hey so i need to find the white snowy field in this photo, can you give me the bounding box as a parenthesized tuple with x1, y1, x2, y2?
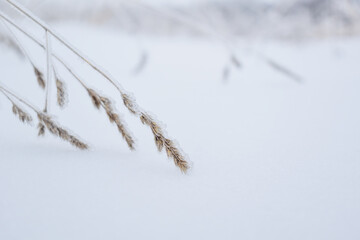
(0, 23, 360, 239)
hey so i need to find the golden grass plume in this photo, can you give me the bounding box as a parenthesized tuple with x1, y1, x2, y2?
(121, 93, 137, 115)
(56, 79, 67, 108)
(37, 113, 88, 150)
(87, 88, 135, 150)
(1, 3, 190, 173)
(33, 67, 45, 89)
(12, 103, 32, 124)
(140, 113, 189, 173)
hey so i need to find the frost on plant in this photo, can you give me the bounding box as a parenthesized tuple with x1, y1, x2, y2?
(0, 0, 189, 173)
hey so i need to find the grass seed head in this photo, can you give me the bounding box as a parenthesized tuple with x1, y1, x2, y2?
(34, 67, 45, 89)
(37, 113, 88, 150)
(12, 104, 32, 124)
(56, 79, 67, 108)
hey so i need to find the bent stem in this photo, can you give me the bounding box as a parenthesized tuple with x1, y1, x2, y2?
(0, 19, 35, 67)
(0, 85, 39, 112)
(3, 1, 190, 172)
(0, 84, 88, 150)
(44, 30, 52, 112)
(6, 0, 128, 98)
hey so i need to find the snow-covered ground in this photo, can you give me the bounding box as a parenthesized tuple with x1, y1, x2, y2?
(0, 23, 360, 239)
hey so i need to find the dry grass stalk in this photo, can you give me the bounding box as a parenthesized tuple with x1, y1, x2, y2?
(2, 2, 190, 173)
(87, 88, 101, 109)
(12, 103, 32, 124)
(102, 99, 135, 150)
(140, 113, 189, 173)
(1, 19, 47, 90)
(37, 113, 88, 149)
(121, 93, 137, 115)
(43, 30, 52, 113)
(37, 122, 45, 136)
(52, 64, 68, 108)
(0, 85, 86, 150)
(0, 86, 33, 124)
(34, 67, 45, 89)
(56, 78, 66, 108)
(87, 88, 135, 150)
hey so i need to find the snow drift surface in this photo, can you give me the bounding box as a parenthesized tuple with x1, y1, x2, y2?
(0, 23, 360, 239)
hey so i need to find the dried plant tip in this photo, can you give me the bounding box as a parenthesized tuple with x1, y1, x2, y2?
(140, 112, 152, 126)
(107, 111, 117, 123)
(122, 93, 137, 115)
(100, 96, 112, 110)
(69, 135, 88, 150)
(34, 67, 45, 89)
(140, 113, 162, 136)
(164, 139, 189, 173)
(87, 89, 101, 109)
(155, 135, 164, 152)
(85, 89, 135, 150)
(1, 3, 190, 173)
(140, 112, 189, 173)
(115, 114, 135, 150)
(38, 122, 45, 136)
(37, 113, 88, 150)
(56, 79, 66, 108)
(101, 97, 135, 150)
(12, 104, 32, 123)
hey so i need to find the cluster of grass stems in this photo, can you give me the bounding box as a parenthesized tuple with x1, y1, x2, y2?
(0, 0, 189, 173)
